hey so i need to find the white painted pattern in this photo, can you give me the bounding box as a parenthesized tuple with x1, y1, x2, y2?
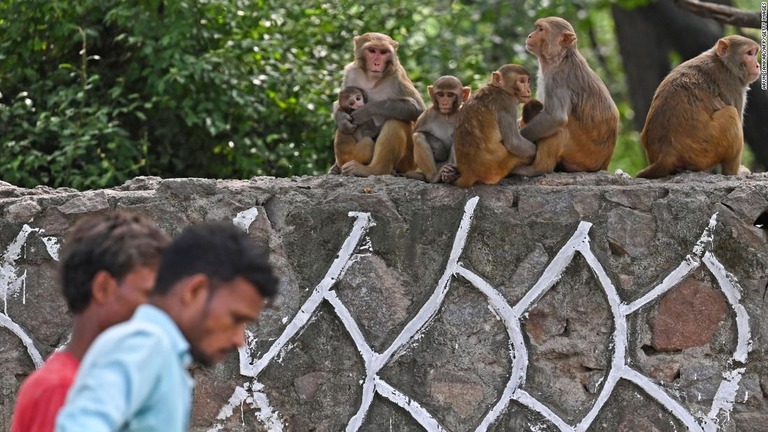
(212, 201, 752, 431)
(0, 224, 61, 368)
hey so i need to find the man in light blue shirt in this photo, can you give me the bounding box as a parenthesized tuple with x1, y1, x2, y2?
(56, 222, 279, 432)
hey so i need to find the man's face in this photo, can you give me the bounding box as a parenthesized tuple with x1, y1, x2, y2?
(102, 265, 158, 327)
(187, 277, 266, 367)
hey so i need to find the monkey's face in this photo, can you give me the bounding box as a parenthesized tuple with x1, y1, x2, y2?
(346, 92, 365, 111)
(432, 89, 461, 114)
(526, 21, 546, 56)
(742, 46, 761, 83)
(515, 75, 532, 103)
(363, 45, 392, 74)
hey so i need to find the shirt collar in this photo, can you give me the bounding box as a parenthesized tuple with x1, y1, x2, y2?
(133, 304, 192, 368)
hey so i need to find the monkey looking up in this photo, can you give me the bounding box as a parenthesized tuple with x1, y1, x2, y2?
(638, 35, 761, 178)
(441, 64, 536, 188)
(331, 86, 378, 174)
(516, 17, 619, 176)
(405, 75, 471, 183)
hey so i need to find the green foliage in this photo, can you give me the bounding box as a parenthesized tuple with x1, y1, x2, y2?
(1, 0, 646, 189)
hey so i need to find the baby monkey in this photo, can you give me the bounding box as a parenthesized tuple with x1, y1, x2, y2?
(331, 86, 378, 174)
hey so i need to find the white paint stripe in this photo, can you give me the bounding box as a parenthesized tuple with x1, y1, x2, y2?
(456, 265, 528, 432)
(348, 374, 378, 431)
(377, 197, 479, 369)
(705, 368, 745, 429)
(702, 253, 752, 362)
(326, 290, 376, 366)
(375, 377, 446, 431)
(622, 367, 704, 431)
(233, 208, 259, 233)
(621, 258, 699, 315)
(245, 212, 374, 377)
(41, 236, 60, 261)
(510, 222, 590, 318)
(514, 389, 575, 431)
(576, 236, 627, 431)
(0, 312, 43, 368)
(2, 225, 41, 314)
(693, 213, 718, 257)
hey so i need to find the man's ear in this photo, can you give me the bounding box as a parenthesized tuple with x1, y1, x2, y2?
(180, 274, 210, 307)
(91, 270, 117, 305)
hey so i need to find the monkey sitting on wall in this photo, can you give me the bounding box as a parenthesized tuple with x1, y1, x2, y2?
(637, 35, 761, 178)
(404, 75, 471, 183)
(331, 86, 378, 174)
(440, 64, 537, 188)
(333, 32, 425, 176)
(515, 17, 620, 176)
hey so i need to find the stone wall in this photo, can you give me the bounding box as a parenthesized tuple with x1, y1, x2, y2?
(1, 173, 767, 432)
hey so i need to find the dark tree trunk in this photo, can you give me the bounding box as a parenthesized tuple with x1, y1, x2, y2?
(612, 0, 768, 169)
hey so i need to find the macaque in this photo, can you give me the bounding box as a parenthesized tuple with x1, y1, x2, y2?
(331, 86, 378, 174)
(520, 99, 544, 128)
(517, 17, 619, 175)
(333, 32, 425, 176)
(637, 35, 761, 178)
(405, 75, 470, 183)
(441, 64, 537, 188)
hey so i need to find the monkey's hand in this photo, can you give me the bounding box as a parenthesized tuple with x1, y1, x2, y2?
(334, 111, 357, 134)
(350, 106, 374, 125)
(439, 164, 460, 184)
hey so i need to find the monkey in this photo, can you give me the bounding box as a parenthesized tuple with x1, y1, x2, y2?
(637, 35, 761, 178)
(440, 64, 537, 188)
(520, 99, 544, 128)
(404, 75, 471, 183)
(330, 86, 378, 174)
(516, 17, 620, 176)
(333, 32, 426, 176)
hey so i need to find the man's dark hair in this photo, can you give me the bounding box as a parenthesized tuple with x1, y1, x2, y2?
(153, 222, 278, 299)
(61, 212, 170, 314)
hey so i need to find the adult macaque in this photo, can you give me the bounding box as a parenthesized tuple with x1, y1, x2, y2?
(520, 99, 544, 128)
(637, 35, 761, 178)
(333, 32, 425, 176)
(441, 64, 537, 188)
(406, 75, 470, 183)
(518, 17, 619, 175)
(331, 86, 377, 174)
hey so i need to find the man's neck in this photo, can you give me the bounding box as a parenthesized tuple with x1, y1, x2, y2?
(65, 315, 101, 361)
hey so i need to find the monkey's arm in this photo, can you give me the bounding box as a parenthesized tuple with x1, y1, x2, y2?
(332, 100, 357, 134)
(351, 98, 424, 124)
(520, 95, 570, 142)
(497, 109, 536, 160)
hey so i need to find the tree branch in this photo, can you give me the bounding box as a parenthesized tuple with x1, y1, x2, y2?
(673, 0, 761, 28)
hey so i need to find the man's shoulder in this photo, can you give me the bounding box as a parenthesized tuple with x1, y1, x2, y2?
(18, 351, 79, 391)
(11, 352, 79, 432)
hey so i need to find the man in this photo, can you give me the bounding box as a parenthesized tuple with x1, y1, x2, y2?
(55, 222, 279, 431)
(11, 212, 170, 432)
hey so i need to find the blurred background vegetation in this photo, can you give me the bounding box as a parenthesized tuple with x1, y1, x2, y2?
(0, 0, 764, 190)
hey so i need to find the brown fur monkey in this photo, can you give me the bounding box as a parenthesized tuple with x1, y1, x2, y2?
(638, 35, 761, 178)
(441, 64, 537, 188)
(406, 76, 471, 183)
(520, 99, 544, 128)
(333, 32, 425, 176)
(517, 17, 619, 175)
(331, 86, 378, 174)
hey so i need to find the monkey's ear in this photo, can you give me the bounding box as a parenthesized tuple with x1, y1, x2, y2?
(492, 71, 502, 85)
(390, 39, 400, 50)
(715, 38, 731, 57)
(462, 86, 471, 102)
(560, 31, 577, 48)
(428, 85, 435, 100)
